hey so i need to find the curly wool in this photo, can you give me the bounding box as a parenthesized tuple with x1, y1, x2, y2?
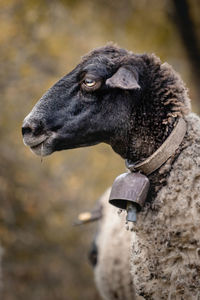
(131, 113, 200, 299)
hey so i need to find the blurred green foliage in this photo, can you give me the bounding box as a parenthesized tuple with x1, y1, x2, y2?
(0, 0, 199, 299)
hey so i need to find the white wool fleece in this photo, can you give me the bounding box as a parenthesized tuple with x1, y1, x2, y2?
(131, 113, 200, 299)
(94, 189, 137, 300)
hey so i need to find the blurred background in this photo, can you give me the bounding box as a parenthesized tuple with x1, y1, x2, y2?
(0, 0, 200, 299)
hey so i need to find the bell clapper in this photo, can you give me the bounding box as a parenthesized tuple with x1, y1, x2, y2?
(126, 201, 137, 222)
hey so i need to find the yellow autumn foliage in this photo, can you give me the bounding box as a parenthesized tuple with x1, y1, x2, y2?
(0, 0, 199, 299)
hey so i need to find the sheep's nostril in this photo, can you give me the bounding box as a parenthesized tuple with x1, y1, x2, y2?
(22, 126, 32, 136)
(22, 120, 45, 137)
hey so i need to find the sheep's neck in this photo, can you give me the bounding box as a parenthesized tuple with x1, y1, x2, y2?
(127, 113, 176, 163)
(126, 115, 188, 205)
(126, 118, 187, 176)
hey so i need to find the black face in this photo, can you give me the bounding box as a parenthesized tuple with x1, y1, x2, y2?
(22, 46, 141, 158)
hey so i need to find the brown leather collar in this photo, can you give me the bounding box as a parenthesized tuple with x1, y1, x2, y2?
(126, 118, 187, 175)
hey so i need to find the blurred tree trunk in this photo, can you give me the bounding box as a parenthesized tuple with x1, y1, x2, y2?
(0, 244, 2, 292)
(170, 0, 200, 113)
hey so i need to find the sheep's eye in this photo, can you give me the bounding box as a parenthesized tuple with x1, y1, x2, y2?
(81, 77, 101, 92)
(84, 78, 96, 87)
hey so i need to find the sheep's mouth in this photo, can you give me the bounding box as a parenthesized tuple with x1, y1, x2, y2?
(26, 132, 101, 156)
(28, 137, 53, 156)
(30, 141, 44, 155)
(23, 132, 54, 156)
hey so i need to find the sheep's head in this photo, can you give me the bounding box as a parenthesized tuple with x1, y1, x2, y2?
(22, 45, 190, 161)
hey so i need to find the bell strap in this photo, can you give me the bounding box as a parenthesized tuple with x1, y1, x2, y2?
(126, 118, 187, 175)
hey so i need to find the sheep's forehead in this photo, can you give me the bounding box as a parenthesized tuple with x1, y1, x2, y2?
(81, 57, 115, 78)
(79, 46, 131, 78)
(81, 45, 129, 65)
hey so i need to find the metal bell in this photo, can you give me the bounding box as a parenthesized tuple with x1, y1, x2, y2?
(109, 172, 150, 222)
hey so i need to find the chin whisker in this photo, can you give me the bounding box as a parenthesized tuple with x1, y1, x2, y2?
(40, 143, 44, 163)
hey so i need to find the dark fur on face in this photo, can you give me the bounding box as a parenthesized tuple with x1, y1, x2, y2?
(22, 43, 190, 168)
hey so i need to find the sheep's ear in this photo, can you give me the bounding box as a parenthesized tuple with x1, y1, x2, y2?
(106, 66, 140, 90)
(73, 204, 102, 226)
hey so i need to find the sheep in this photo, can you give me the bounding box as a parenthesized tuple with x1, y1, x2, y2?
(22, 44, 200, 299)
(79, 189, 135, 300)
